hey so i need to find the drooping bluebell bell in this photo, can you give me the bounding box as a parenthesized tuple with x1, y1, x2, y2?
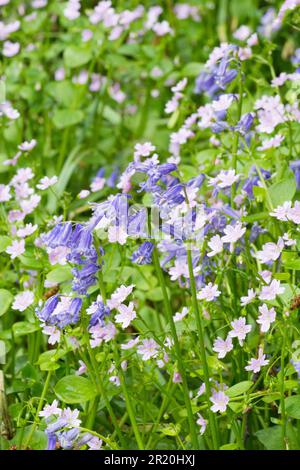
(234, 113, 254, 135)
(36, 295, 82, 329)
(72, 263, 100, 295)
(46, 432, 57, 451)
(195, 52, 238, 98)
(131, 241, 154, 265)
(290, 160, 300, 190)
(88, 300, 110, 327)
(42, 222, 73, 249)
(58, 428, 80, 450)
(128, 208, 148, 238)
(249, 223, 266, 243)
(106, 167, 119, 187)
(291, 359, 300, 380)
(242, 166, 271, 199)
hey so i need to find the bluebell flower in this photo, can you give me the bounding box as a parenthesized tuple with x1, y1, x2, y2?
(131, 242, 154, 265)
(46, 432, 57, 450)
(36, 294, 60, 323)
(291, 359, 300, 380)
(106, 167, 119, 187)
(42, 222, 73, 249)
(128, 209, 148, 237)
(58, 428, 80, 450)
(195, 51, 238, 97)
(36, 295, 82, 329)
(46, 417, 68, 434)
(290, 160, 300, 190)
(249, 223, 266, 243)
(234, 113, 254, 135)
(88, 300, 110, 327)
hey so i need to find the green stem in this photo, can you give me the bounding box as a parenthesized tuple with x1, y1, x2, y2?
(186, 247, 219, 449)
(24, 370, 52, 449)
(152, 246, 199, 449)
(231, 68, 244, 206)
(86, 344, 126, 448)
(280, 326, 287, 449)
(118, 366, 144, 450)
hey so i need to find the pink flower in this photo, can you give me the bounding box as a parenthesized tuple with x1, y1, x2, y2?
(87, 436, 102, 450)
(197, 282, 221, 302)
(6, 239, 25, 259)
(245, 348, 269, 373)
(121, 337, 139, 350)
(39, 400, 62, 419)
(257, 304, 276, 333)
(0, 184, 11, 202)
(172, 372, 182, 383)
(20, 194, 41, 214)
(90, 177, 105, 193)
(256, 238, 284, 264)
(259, 279, 285, 301)
(115, 302, 136, 329)
(90, 322, 117, 348)
(134, 142, 156, 160)
(11, 167, 34, 185)
(196, 413, 207, 435)
(18, 139, 36, 152)
(108, 225, 128, 245)
(107, 284, 134, 310)
(48, 246, 70, 265)
(221, 222, 246, 246)
(270, 201, 292, 221)
(12, 290, 34, 311)
(76, 360, 87, 376)
(258, 135, 284, 150)
(42, 325, 61, 345)
(3, 40, 20, 57)
(37, 176, 58, 190)
(17, 223, 37, 238)
(213, 335, 233, 359)
(207, 235, 223, 257)
(287, 201, 300, 224)
(137, 338, 159, 360)
(229, 317, 252, 346)
(78, 190, 90, 199)
(173, 307, 189, 322)
(240, 288, 256, 306)
(210, 390, 229, 413)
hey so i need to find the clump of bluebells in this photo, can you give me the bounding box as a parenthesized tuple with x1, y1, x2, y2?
(1, 0, 300, 452)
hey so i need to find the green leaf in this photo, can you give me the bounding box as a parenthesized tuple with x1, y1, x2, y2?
(0, 289, 13, 316)
(19, 250, 44, 269)
(64, 45, 92, 68)
(13, 322, 40, 337)
(46, 81, 76, 107)
(46, 266, 73, 284)
(285, 395, 300, 419)
(220, 443, 239, 450)
(268, 175, 296, 207)
(54, 375, 97, 404)
(253, 185, 266, 202)
(256, 424, 298, 450)
(282, 257, 300, 270)
(0, 80, 6, 102)
(159, 423, 181, 436)
(182, 62, 203, 77)
(37, 349, 67, 371)
(10, 426, 47, 450)
(0, 235, 11, 253)
(102, 106, 121, 125)
(225, 381, 253, 398)
(52, 109, 84, 129)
